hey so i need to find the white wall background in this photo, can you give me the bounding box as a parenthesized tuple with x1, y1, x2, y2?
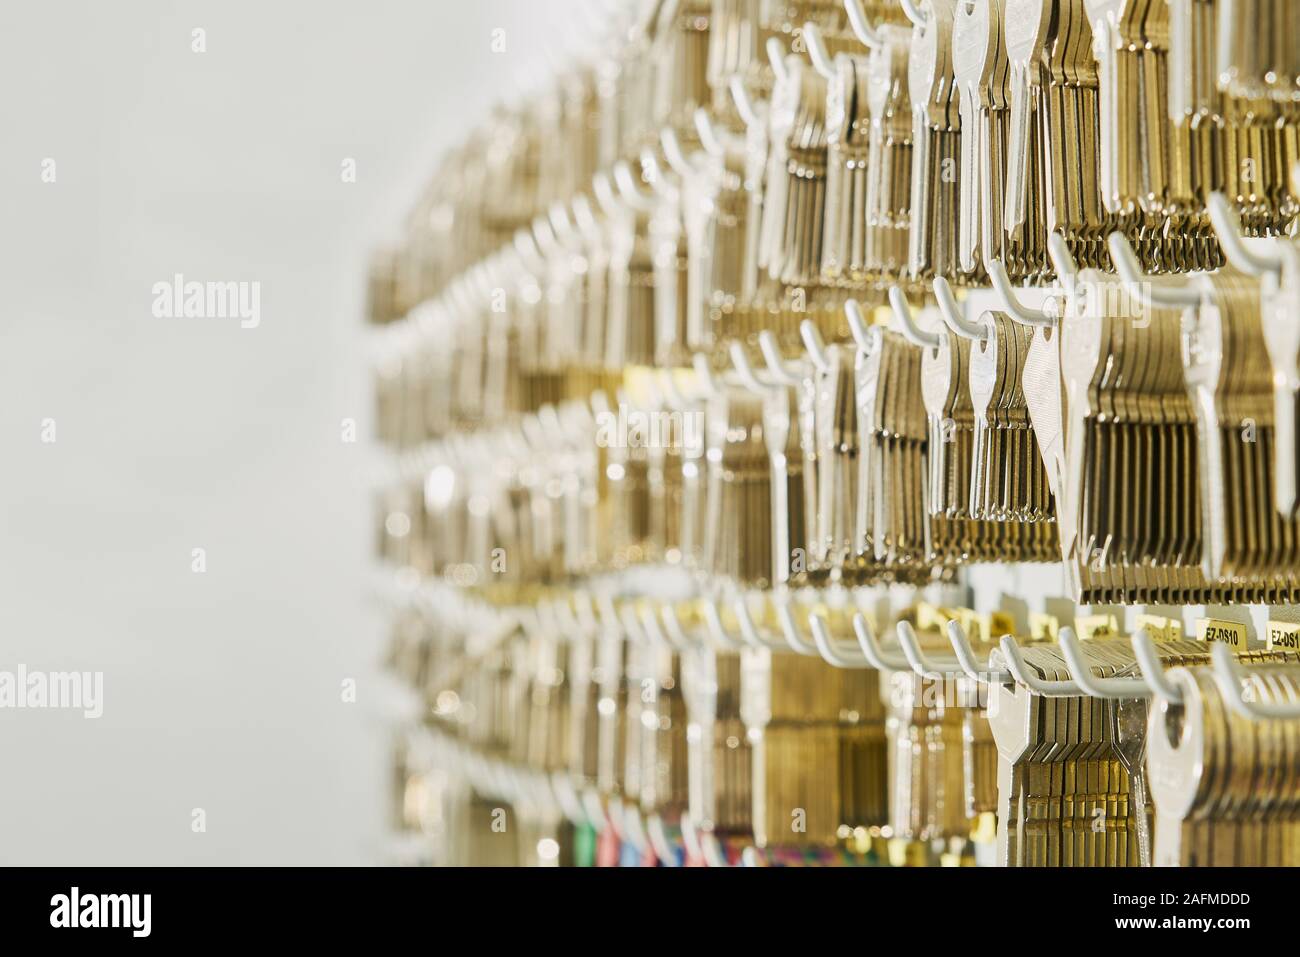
(0, 0, 593, 865)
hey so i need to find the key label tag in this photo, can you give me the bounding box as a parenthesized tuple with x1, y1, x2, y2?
(916, 601, 949, 632)
(1135, 614, 1183, 641)
(985, 611, 1017, 641)
(1195, 618, 1247, 651)
(1266, 621, 1300, 651)
(1029, 612, 1060, 642)
(1075, 613, 1119, 641)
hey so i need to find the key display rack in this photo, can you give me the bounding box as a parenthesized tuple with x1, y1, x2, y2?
(371, 0, 1300, 867)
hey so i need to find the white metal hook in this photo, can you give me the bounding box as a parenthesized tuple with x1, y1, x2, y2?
(559, 397, 593, 437)
(758, 331, 806, 386)
(540, 598, 572, 642)
(728, 341, 775, 395)
(614, 386, 635, 423)
(852, 613, 910, 671)
(766, 37, 789, 84)
(465, 752, 487, 794)
(609, 799, 640, 847)
(637, 605, 672, 654)
(1058, 627, 1151, 699)
(946, 620, 1011, 684)
(614, 160, 657, 211)
(653, 0, 684, 33)
(625, 0, 660, 39)
(1107, 232, 1203, 309)
(934, 277, 990, 342)
(657, 369, 692, 410)
(844, 299, 877, 352)
(595, 590, 625, 641)
(729, 598, 764, 650)
(474, 755, 495, 798)
(1046, 233, 1079, 295)
(639, 148, 677, 198)
(661, 127, 696, 178)
(493, 761, 516, 805)
(572, 193, 601, 242)
(441, 273, 466, 315)
(1129, 629, 1184, 703)
(772, 599, 820, 655)
(550, 770, 590, 829)
(693, 108, 725, 158)
(801, 22, 837, 80)
(895, 621, 966, 679)
(660, 603, 697, 650)
(988, 259, 1057, 328)
(618, 603, 649, 646)
(514, 229, 546, 275)
(734, 597, 791, 651)
(888, 286, 942, 349)
(679, 811, 702, 862)
(642, 377, 665, 416)
(700, 830, 729, 868)
(533, 594, 561, 642)
(809, 612, 869, 668)
(491, 246, 522, 291)
(532, 215, 563, 260)
(538, 595, 564, 639)
(728, 76, 763, 131)
(799, 319, 832, 372)
(573, 587, 599, 636)
(687, 815, 726, 868)
(646, 813, 680, 867)
(644, 376, 668, 414)
(572, 785, 605, 837)
(484, 252, 511, 298)
(495, 760, 520, 804)
(844, 0, 884, 48)
(510, 762, 533, 807)
(702, 597, 745, 650)
(639, 605, 681, 650)
(525, 768, 556, 815)
(692, 352, 722, 397)
(899, 0, 928, 26)
(1206, 192, 1283, 277)
(536, 403, 565, 443)
(537, 770, 562, 817)
(548, 202, 577, 248)
(592, 171, 622, 216)
(998, 634, 1083, 696)
(1211, 642, 1300, 720)
(551, 595, 580, 638)
(581, 789, 608, 833)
